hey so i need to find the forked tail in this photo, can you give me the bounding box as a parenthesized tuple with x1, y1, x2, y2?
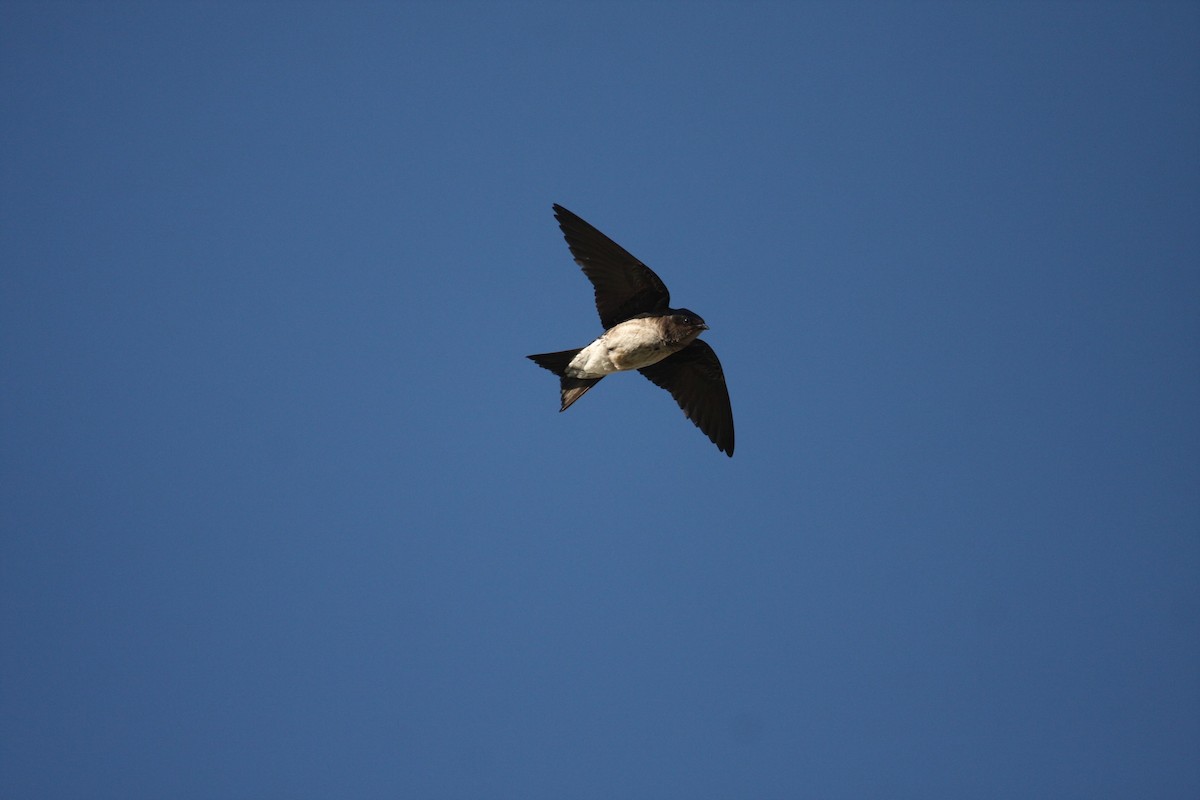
(527, 349, 602, 411)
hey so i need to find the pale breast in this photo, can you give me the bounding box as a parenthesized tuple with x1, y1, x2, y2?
(564, 319, 682, 377)
(602, 318, 679, 371)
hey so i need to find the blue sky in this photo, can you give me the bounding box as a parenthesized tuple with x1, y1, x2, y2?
(2, 2, 1198, 797)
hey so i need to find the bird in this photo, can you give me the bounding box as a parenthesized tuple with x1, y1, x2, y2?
(527, 204, 735, 457)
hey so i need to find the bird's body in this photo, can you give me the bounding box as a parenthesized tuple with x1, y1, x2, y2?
(528, 204, 735, 456)
(567, 313, 705, 376)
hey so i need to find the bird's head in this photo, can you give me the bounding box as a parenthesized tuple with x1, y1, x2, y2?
(670, 309, 708, 329)
(665, 308, 709, 344)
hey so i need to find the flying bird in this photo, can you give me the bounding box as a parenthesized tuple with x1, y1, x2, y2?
(527, 204, 735, 456)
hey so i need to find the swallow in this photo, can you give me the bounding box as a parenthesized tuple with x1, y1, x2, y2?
(527, 204, 735, 456)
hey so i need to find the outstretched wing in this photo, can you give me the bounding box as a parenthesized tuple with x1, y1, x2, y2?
(553, 204, 671, 329)
(638, 340, 735, 456)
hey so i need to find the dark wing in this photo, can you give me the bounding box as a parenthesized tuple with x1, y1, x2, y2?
(553, 204, 670, 329)
(638, 340, 735, 457)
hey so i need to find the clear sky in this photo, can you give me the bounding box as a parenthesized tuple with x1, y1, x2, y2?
(2, 2, 1198, 797)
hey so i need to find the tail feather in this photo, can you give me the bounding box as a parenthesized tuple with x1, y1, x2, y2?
(557, 376, 601, 411)
(527, 349, 602, 411)
(527, 349, 581, 376)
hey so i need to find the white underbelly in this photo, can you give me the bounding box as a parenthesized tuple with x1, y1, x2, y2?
(565, 321, 678, 377)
